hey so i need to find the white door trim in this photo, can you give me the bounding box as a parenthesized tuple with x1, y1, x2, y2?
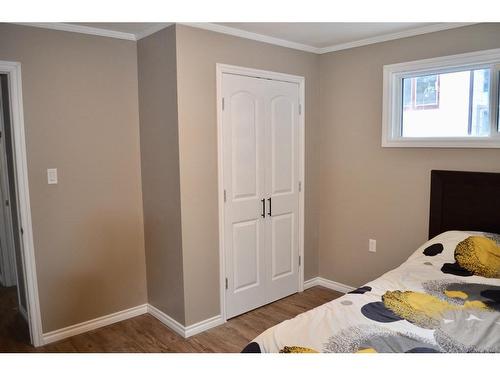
(0, 60, 43, 347)
(216, 63, 305, 322)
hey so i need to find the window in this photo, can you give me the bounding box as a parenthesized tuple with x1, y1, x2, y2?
(382, 49, 500, 147)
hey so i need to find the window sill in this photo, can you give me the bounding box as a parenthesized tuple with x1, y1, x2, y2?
(382, 137, 500, 148)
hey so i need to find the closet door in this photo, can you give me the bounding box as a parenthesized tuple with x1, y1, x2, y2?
(264, 80, 300, 302)
(222, 74, 267, 319)
(222, 73, 300, 319)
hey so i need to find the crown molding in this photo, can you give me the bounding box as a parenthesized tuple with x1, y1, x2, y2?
(135, 23, 173, 40)
(12, 22, 477, 53)
(317, 22, 477, 54)
(181, 22, 477, 55)
(179, 22, 321, 54)
(14, 22, 137, 41)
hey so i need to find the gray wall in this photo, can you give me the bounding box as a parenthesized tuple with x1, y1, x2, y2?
(137, 25, 185, 324)
(0, 23, 147, 332)
(318, 23, 500, 288)
(175, 24, 321, 325)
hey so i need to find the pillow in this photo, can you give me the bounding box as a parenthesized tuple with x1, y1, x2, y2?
(455, 236, 500, 278)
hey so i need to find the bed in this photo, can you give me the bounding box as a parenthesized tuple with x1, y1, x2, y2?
(242, 170, 500, 353)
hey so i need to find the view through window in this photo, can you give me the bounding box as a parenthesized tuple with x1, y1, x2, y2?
(401, 69, 490, 137)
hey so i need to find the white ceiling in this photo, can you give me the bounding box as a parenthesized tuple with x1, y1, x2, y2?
(73, 22, 166, 35)
(37, 22, 473, 53)
(215, 23, 439, 48)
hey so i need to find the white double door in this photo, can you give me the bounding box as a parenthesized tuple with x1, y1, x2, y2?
(222, 73, 300, 319)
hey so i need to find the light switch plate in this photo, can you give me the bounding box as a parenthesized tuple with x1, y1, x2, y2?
(369, 239, 376, 253)
(47, 168, 58, 184)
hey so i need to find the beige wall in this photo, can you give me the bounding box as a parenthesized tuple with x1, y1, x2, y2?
(3, 21, 500, 333)
(318, 23, 500, 288)
(175, 24, 321, 325)
(137, 25, 185, 324)
(0, 23, 147, 332)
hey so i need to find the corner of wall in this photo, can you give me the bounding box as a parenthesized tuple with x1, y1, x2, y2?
(137, 24, 186, 326)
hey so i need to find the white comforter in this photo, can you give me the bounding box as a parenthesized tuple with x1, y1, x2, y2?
(251, 231, 500, 353)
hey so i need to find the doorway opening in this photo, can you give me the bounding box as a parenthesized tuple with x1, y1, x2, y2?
(0, 61, 42, 348)
(0, 73, 30, 350)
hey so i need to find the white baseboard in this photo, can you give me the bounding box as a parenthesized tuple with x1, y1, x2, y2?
(184, 314, 224, 337)
(147, 304, 223, 338)
(304, 277, 355, 294)
(147, 304, 185, 337)
(303, 277, 320, 290)
(41, 302, 224, 346)
(42, 304, 148, 345)
(43, 280, 345, 346)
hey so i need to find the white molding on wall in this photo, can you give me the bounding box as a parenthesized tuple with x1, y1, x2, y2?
(183, 22, 476, 55)
(39, 278, 359, 346)
(184, 314, 224, 337)
(37, 277, 353, 346)
(12, 22, 173, 42)
(11, 22, 475, 54)
(41, 303, 224, 346)
(147, 304, 185, 337)
(317, 23, 476, 54)
(304, 277, 355, 294)
(0, 60, 44, 347)
(135, 23, 173, 40)
(303, 277, 320, 290)
(13, 23, 137, 41)
(180, 22, 320, 53)
(147, 304, 223, 338)
(42, 304, 148, 345)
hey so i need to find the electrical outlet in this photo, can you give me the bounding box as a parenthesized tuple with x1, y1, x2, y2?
(369, 239, 376, 253)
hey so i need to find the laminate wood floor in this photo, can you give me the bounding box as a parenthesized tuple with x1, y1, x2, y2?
(0, 285, 342, 353)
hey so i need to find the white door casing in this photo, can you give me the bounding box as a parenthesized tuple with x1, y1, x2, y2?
(0, 61, 42, 346)
(218, 65, 304, 320)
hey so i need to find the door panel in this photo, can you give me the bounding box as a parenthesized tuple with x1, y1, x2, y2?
(265, 79, 300, 303)
(231, 92, 258, 200)
(271, 96, 294, 195)
(271, 213, 294, 280)
(222, 72, 300, 318)
(223, 74, 267, 318)
(232, 219, 260, 292)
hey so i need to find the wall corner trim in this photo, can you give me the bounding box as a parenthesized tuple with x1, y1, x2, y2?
(42, 304, 148, 345)
(147, 304, 185, 337)
(147, 304, 223, 338)
(181, 22, 476, 55)
(304, 277, 355, 294)
(41, 303, 224, 346)
(40, 280, 351, 346)
(13, 23, 137, 41)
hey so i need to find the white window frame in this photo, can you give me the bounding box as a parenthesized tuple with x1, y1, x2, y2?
(382, 48, 500, 148)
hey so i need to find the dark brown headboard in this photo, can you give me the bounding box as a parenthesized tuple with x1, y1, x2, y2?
(429, 170, 500, 239)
